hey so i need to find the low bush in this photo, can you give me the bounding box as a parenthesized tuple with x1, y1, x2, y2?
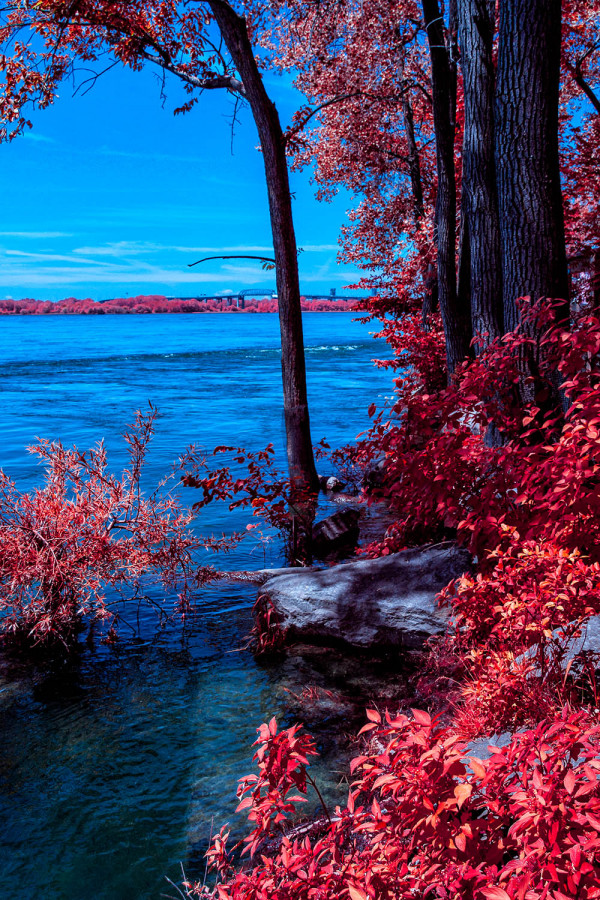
(0, 406, 210, 647)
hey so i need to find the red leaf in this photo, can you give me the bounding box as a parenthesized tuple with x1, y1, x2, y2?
(564, 769, 576, 795)
(480, 888, 511, 900)
(411, 708, 432, 726)
(454, 783, 473, 808)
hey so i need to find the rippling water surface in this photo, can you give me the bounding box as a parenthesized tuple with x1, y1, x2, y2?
(0, 313, 392, 899)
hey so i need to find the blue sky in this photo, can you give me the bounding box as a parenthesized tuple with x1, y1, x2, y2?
(0, 62, 361, 301)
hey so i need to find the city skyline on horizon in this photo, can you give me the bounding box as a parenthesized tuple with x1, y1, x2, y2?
(0, 62, 363, 302)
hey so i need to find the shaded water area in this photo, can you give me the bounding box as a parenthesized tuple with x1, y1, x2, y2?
(0, 313, 406, 899)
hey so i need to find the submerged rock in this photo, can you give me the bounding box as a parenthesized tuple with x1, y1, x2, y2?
(260, 542, 471, 651)
(318, 474, 346, 493)
(312, 507, 361, 558)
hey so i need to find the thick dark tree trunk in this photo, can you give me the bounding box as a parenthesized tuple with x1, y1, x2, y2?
(594, 251, 600, 311)
(422, 0, 472, 377)
(495, 0, 569, 334)
(208, 0, 319, 494)
(457, 0, 502, 349)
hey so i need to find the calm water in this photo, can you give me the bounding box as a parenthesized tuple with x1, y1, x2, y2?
(0, 313, 392, 899)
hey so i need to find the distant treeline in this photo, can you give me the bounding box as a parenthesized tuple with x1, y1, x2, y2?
(0, 295, 361, 315)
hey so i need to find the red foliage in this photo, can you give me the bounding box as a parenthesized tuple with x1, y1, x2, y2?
(347, 302, 600, 562)
(0, 407, 211, 647)
(184, 708, 600, 900)
(177, 299, 600, 898)
(0, 296, 361, 315)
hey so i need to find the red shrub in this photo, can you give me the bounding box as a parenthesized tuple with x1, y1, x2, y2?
(183, 708, 600, 899)
(0, 407, 210, 647)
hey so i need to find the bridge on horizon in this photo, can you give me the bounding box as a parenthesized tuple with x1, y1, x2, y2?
(164, 287, 373, 308)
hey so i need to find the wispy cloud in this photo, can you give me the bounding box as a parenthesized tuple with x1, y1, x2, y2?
(299, 244, 339, 252)
(0, 231, 73, 239)
(22, 132, 56, 144)
(0, 233, 356, 292)
(70, 241, 337, 257)
(72, 241, 163, 257)
(174, 244, 275, 254)
(221, 264, 276, 278)
(72, 242, 276, 257)
(262, 74, 301, 96)
(4, 249, 109, 266)
(0, 258, 244, 286)
(98, 147, 208, 165)
(301, 269, 362, 283)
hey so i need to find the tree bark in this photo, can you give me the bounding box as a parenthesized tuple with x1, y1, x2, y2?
(422, 0, 472, 376)
(457, 0, 502, 350)
(402, 88, 425, 225)
(207, 0, 318, 494)
(457, 203, 471, 328)
(495, 0, 569, 334)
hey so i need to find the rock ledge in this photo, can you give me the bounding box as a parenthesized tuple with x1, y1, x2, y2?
(260, 542, 471, 651)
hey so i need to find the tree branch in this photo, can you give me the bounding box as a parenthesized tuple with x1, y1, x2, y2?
(138, 48, 246, 95)
(565, 58, 600, 116)
(285, 92, 362, 141)
(187, 254, 275, 268)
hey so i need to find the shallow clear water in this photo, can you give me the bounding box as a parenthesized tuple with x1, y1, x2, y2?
(0, 312, 394, 899)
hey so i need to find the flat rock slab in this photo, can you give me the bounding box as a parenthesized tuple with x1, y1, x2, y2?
(260, 543, 471, 651)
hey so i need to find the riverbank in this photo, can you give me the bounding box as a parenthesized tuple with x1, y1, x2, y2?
(0, 310, 391, 897)
(0, 295, 363, 315)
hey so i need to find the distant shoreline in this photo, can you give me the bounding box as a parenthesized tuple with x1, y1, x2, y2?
(0, 295, 365, 316)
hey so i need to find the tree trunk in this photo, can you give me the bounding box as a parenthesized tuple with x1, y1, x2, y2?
(402, 89, 425, 225)
(207, 0, 319, 494)
(457, 0, 502, 350)
(397, 47, 425, 228)
(457, 204, 471, 327)
(422, 0, 472, 376)
(495, 0, 569, 334)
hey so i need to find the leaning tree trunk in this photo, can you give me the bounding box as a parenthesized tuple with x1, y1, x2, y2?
(495, 0, 569, 335)
(457, 0, 502, 350)
(422, 0, 472, 377)
(208, 0, 319, 495)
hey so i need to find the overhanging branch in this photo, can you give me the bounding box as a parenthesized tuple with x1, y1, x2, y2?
(565, 49, 600, 116)
(138, 48, 246, 95)
(188, 254, 276, 267)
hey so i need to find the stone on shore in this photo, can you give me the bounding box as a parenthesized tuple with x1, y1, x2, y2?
(260, 542, 472, 651)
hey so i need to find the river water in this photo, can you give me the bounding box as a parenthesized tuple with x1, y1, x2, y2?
(0, 312, 393, 899)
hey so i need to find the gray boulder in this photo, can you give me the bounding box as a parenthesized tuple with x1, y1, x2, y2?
(260, 542, 471, 651)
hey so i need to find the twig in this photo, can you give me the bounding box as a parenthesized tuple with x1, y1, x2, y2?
(306, 772, 332, 825)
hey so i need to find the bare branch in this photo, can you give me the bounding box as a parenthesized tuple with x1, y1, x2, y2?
(187, 254, 275, 268)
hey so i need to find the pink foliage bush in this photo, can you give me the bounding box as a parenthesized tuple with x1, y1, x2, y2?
(181, 300, 600, 898)
(0, 407, 210, 647)
(185, 709, 600, 899)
